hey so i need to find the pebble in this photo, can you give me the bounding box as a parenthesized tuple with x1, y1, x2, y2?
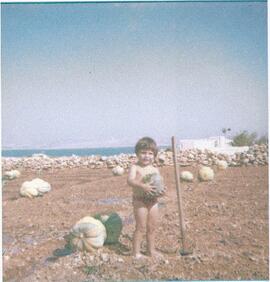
(118, 258, 124, 263)
(101, 253, 109, 262)
(88, 255, 94, 262)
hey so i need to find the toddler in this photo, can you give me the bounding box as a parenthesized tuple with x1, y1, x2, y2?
(127, 137, 166, 258)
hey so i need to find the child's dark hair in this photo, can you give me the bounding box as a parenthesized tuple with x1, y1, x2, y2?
(135, 137, 158, 157)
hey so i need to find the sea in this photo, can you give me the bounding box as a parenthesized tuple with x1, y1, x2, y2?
(2, 146, 169, 158)
(2, 147, 134, 158)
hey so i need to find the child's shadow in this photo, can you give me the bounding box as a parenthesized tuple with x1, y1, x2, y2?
(107, 241, 131, 256)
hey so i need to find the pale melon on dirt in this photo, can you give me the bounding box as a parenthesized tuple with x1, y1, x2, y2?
(198, 166, 214, 181)
(20, 183, 39, 198)
(19, 178, 51, 198)
(100, 215, 110, 222)
(180, 171, 194, 182)
(112, 166, 125, 176)
(143, 173, 165, 197)
(31, 178, 51, 193)
(216, 160, 228, 170)
(70, 216, 107, 252)
(3, 170, 21, 180)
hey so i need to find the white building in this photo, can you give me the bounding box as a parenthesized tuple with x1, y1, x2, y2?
(179, 136, 231, 150)
(179, 136, 249, 155)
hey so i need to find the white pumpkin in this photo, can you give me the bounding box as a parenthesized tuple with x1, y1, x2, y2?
(70, 216, 107, 252)
(19, 178, 51, 198)
(216, 160, 228, 170)
(112, 166, 124, 176)
(30, 178, 51, 193)
(180, 171, 194, 182)
(100, 215, 110, 222)
(3, 170, 21, 180)
(198, 166, 214, 181)
(20, 182, 39, 198)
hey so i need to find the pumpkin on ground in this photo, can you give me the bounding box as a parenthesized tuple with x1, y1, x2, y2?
(69, 216, 107, 252)
(180, 171, 194, 182)
(94, 212, 123, 244)
(216, 160, 228, 170)
(198, 166, 214, 181)
(19, 178, 51, 198)
(3, 170, 21, 180)
(31, 178, 51, 193)
(20, 183, 39, 198)
(112, 166, 125, 176)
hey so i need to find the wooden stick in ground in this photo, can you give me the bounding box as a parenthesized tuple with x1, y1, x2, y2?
(171, 136, 187, 254)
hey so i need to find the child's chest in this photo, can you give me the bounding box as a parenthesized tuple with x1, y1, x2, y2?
(135, 165, 158, 178)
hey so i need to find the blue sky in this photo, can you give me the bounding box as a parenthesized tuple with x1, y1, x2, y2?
(1, 2, 268, 149)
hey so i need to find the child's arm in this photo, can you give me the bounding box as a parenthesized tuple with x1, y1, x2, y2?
(127, 165, 156, 195)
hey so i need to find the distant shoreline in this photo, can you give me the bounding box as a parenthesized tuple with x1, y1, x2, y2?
(2, 146, 170, 158)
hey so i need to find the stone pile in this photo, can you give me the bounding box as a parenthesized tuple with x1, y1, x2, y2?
(2, 144, 268, 172)
(176, 144, 268, 167)
(2, 154, 138, 172)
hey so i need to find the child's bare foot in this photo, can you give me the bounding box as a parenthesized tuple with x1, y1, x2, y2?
(133, 253, 147, 259)
(148, 250, 164, 259)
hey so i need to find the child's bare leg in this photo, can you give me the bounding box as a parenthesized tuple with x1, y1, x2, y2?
(146, 202, 162, 257)
(133, 201, 148, 258)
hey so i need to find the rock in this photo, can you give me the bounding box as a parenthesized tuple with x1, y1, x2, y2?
(158, 154, 166, 163)
(242, 158, 250, 165)
(101, 253, 109, 262)
(118, 257, 124, 263)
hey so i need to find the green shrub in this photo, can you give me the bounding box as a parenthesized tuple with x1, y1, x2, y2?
(256, 135, 268, 145)
(232, 131, 257, 146)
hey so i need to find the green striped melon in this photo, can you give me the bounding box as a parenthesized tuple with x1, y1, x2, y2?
(143, 173, 165, 198)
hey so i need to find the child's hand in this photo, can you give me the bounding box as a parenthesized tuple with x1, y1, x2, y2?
(156, 185, 167, 197)
(141, 183, 156, 196)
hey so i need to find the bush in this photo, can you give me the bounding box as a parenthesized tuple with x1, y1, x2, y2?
(256, 135, 268, 145)
(232, 131, 257, 146)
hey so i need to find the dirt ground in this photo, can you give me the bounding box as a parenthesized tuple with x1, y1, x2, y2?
(2, 165, 269, 281)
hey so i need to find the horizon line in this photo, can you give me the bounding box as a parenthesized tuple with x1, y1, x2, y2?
(1, 144, 171, 151)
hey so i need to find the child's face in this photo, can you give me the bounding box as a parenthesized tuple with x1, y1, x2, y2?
(137, 149, 155, 166)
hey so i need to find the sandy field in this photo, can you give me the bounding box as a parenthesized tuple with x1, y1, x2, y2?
(2, 165, 269, 281)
